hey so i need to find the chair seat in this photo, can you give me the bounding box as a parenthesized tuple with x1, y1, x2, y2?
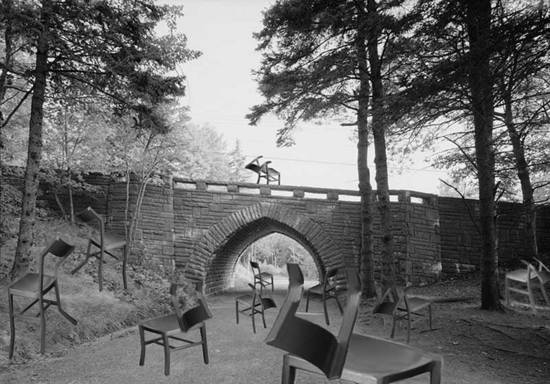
(341, 333, 439, 382)
(401, 297, 432, 313)
(505, 269, 550, 285)
(90, 233, 126, 251)
(236, 294, 254, 304)
(140, 313, 203, 334)
(9, 273, 56, 297)
(307, 283, 323, 294)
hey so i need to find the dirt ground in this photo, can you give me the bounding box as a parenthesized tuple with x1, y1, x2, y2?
(1, 276, 549, 384)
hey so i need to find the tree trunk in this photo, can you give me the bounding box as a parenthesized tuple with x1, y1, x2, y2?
(367, 0, 396, 290)
(464, 0, 501, 310)
(503, 94, 538, 258)
(11, 0, 51, 279)
(0, 0, 14, 150)
(354, 0, 376, 298)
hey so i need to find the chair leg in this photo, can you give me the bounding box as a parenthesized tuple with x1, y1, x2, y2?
(282, 354, 296, 384)
(200, 325, 209, 364)
(527, 280, 537, 313)
(122, 245, 128, 290)
(305, 291, 311, 312)
(322, 293, 330, 325)
(504, 277, 510, 306)
(235, 299, 239, 324)
(540, 284, 550, 307)
(431, 359, 442, 384)
(428, 305, 433, 330)
(39, 297, 46, 354)
(138, 326, 146, 366)
(9, 293, 15, 359)
(54, 282, 77, 325)
(98, 246, 104, 292)
(406, 312, 412, 343)
(271, 275, 274, 292)
(163, 333, 170, 376)
(390, 315, 397, 339)
(261, 302, 267, 329)
(334, 295, 344, 314)
(251, 304, 257, 334)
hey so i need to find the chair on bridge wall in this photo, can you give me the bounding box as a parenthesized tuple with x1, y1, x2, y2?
(8, 238, 78, 358)
(505, 257, 550, 313)
(266, 263, 442, 384)
(71, 206, 128, 291)
(373, 285, 434, 343)
(304, 266, 344, 325)
(235, 283, 277, 333)
(138, 283, 212, 376)
(244, 155, 281, 185)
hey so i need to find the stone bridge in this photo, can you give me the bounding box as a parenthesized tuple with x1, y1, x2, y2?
(106, 178, 442, 294)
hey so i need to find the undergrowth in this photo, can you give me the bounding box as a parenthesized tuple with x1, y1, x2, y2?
(0, 205, 195, 368)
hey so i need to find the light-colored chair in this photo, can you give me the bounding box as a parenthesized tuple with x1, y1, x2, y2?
(266, 263, 442, 384)
(505, 257, 550, 312)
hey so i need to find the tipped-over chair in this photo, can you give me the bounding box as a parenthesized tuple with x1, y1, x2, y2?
(251, 260, 274, 293)
(71, 206, 128, 291)
(235, 283, 277, 333)
(265, 263, 442, 384)
(505, 257, 550, 313)
(373, 285, 434, 343)
(8, 238, 78, 358)
(305, 266, 343, 325)
(138, 283, 212, 376)
(245, 155, 281, 185)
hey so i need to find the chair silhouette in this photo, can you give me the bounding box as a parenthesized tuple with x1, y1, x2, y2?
(265, 263, 442, 384)
(305, 267, 343, 325)
(245, 155, 281, 185)
(505, 257, 550, 313)
(250, 260, 274, 293)
(8, 238, 78, 358)
(71, 206, 128, 291)
(373, 285, 434, 343)
(138, 283, 212, 376)
(235, 283, 277, 333)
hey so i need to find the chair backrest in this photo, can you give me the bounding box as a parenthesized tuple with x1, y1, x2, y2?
(323, 267, 340, 292)
(39, 238, 75, 290)
(77, 206, 104, 233)
(170, 283, 213, 332)
(250, 260, 261, 275)
(265, 263, 361, 379)
(372, 284, 402, 316)
(245, 155, 263, 173)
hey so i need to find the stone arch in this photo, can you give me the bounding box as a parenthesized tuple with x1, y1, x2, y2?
(184, 202, 343, 294)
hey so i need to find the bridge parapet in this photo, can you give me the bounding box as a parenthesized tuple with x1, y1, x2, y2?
(172, 177, 437, 207)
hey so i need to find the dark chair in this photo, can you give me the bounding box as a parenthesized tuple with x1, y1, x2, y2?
(305, 267, 343, 325)
(235, 283, 277, 333)
(138, 283, 212, 376)
(505, 257, 550, 313)
(71, 206, 128, 291)
(8, 238, 78, 358)
(373, 285, 434, 343)
(245, 155, 281, 185)
(265, 263, 442, 384)
(250, 260, 274, 293)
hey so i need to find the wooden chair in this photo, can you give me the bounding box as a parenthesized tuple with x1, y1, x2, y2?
(505, 257, 550, 313)
(373, 285, 434, 343)
(265, 263, 442, 384)
(250, 260, 274, 293)
(138, 283, 212, 376)
(235, 283, 277, 333)
(71, 206, 128, 291)
(305, 266, 343, 325)
(245, 155, 281, 185)
(8, 238, 78, 358)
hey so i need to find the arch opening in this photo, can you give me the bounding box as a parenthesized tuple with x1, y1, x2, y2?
(204, 217, 325, 294)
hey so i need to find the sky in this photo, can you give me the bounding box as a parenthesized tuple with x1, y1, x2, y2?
(169, 0, 448, 193)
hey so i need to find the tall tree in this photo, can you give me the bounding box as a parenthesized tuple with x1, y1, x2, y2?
(4, 0, 199, 278)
